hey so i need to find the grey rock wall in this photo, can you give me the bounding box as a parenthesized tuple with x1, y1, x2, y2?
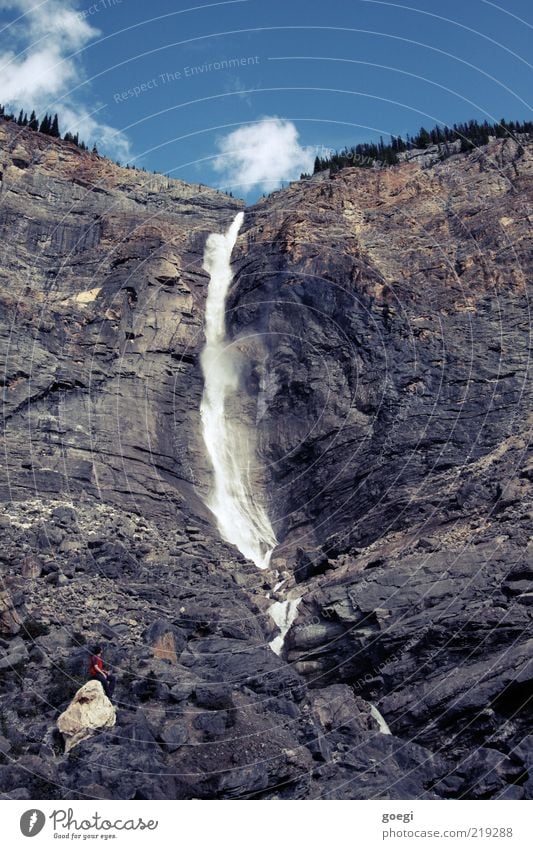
(0, 119, 531, 800)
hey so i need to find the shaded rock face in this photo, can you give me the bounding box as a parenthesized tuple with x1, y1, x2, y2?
(231, 136, 532, 558)
(224, 136, 532, 798)
(0, 119, 532, 800)
(0, 119, 242, 526)
(58, 680, 116, 753)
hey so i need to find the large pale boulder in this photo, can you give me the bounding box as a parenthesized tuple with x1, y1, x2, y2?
(57, 680, 116, 753)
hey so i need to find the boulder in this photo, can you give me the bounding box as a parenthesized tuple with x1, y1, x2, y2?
(52, 506, 77, 527)
(57, 680, 116, 753)
(195, 683, 234, 710)
(144, 619, 185, 665)
(169, 678, 197, 702)
(21, 555, 42, 579)
(0, 640, 29, 670)
(160, 722, 188, 752)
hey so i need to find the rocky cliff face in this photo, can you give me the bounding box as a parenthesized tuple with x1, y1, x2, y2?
(0, 118, 531, 800)
(0, 118, 243, 524)
(232, 137, 531, 557)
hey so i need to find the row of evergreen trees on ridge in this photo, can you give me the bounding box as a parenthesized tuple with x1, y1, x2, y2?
(0, 101, 218, 181)
(0, 103, 97, 153)
(308, 118, 533, 177)
(1, 104, 531, 182)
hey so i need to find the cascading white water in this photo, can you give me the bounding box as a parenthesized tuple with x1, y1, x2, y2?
(268, 597, 302, 655)
(370, 704, 392, 735)
(200, 212, 277, 570)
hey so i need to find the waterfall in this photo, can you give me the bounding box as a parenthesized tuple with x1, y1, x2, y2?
(370, 704, 392, 735)
(269, 597, 302, 655)
(200, 212, 277, 570)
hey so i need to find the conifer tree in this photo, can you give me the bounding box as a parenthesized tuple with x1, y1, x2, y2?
(415, 127, 431, 148)
(50, 114, 60, 137)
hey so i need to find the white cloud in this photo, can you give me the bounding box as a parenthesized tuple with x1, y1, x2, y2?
(213, 117, 315, 193)
(0, 0, 131, 159)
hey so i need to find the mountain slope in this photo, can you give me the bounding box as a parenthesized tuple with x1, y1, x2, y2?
(0, 118, 531, 800)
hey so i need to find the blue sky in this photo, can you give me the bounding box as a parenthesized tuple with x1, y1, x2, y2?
(1, 0, 532, 199)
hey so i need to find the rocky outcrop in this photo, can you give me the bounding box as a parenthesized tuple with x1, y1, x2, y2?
(58, 680, 116, 753)
(225, 135, 532, 798)
(0, 584, 24, 636)
(0, 118, 531, 800)
(231, 135, 532, 558)
(0, 118, 242, 527)
(0, 496, 448, 800)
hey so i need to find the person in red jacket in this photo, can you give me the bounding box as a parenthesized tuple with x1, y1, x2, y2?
(89, 644, 114, 699)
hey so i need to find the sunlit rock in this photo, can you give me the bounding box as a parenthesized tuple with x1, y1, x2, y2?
(57, 681, 116, 754)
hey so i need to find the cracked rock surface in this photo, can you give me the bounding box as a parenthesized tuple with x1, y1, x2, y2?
(0, 119, 531, 799)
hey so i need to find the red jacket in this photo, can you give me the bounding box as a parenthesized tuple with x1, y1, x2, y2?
(90, 654, 104, 676)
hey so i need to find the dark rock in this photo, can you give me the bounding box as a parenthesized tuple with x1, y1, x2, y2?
(130, 677, 161, 702)
(0, 641, 29, 670)
(2, 786, 32, 800)
(193, 712, 230, 738)
(435, 747, 526, 799)
(195, 684, 234, 710)
(516, 593, 533, 607)
(21, 555, 43, 579)
(52, 507, 77, 527)
(37, 525, 64, 548)
(169, 679, 197, 702)
(0, 585, 25, 635)
(294, 548, 332, 583)
(97, 622, 128, 640)
(495, 786, 525, 800)
(160, 722, 187, 752)
(0, 120, 531, 801)
(144, 620, 186, 664)
(119, 715, 157, 751)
